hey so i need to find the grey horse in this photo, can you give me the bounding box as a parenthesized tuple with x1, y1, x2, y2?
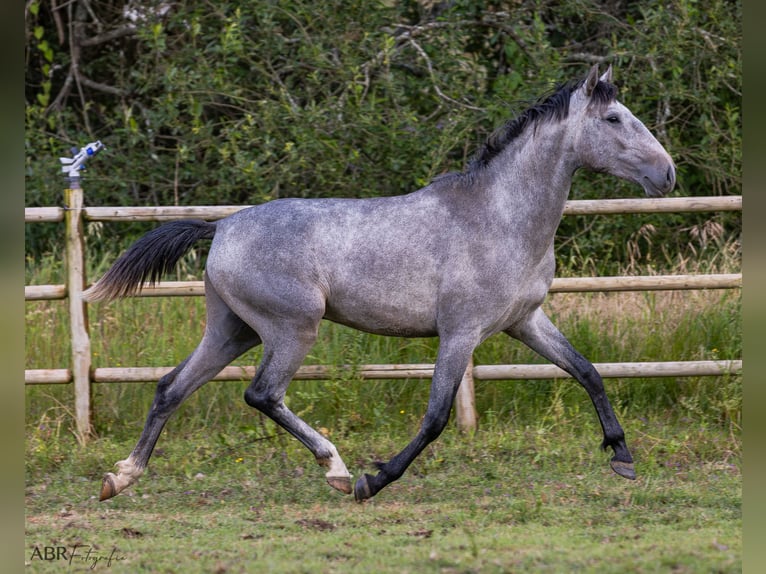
(85, 65, 675, 502)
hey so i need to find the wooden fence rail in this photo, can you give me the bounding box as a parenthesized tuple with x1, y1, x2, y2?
(26, 360, 743, 385)
(25, 194, 743, 439)
(24, 274, 743, 301)
(23, 195, 744, 223)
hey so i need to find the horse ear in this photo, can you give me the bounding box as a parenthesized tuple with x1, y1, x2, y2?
(584, 64, 600, 96)
(599, 65, 613, 84)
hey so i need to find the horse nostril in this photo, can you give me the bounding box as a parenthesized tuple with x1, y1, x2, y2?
(666, 165, 676, 189)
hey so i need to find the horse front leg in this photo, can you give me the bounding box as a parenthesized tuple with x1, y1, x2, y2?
(354, 334, 478, 501)
(507, 308, 635, 480)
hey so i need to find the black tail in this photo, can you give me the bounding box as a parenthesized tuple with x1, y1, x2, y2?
(83, 220, 217, 302)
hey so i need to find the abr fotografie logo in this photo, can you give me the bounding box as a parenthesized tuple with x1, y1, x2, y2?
(29, 544, 127, 569)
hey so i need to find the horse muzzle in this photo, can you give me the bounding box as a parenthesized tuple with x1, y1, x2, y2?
(642, 161, 676, 198)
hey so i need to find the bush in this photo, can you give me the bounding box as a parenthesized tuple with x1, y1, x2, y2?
(25, 0, 741, 271)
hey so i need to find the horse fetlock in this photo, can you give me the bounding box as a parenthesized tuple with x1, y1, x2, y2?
(99, 457, 144, 501)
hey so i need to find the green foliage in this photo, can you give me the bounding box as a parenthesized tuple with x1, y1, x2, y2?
(25, 0, 741, 269)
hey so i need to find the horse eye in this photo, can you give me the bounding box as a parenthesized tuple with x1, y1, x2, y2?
(605, 115, 621, 124)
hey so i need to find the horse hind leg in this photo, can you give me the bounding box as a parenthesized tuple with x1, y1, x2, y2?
(242, 324, 353, 495)
(100, 277, 261, 500)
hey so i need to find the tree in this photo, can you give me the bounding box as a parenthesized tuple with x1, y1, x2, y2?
(25, 0, 741, 269)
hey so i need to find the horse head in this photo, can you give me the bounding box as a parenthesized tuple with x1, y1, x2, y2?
(572, 65, 676, 197)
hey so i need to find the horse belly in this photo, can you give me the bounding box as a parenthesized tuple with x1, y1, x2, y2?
(323, 281, 439, 338)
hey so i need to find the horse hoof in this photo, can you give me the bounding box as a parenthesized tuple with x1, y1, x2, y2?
(610, 459, 636, 480)
(100, 473, 118, 501)
(326, 476, 353, 495)
(354, 474, 374, 502)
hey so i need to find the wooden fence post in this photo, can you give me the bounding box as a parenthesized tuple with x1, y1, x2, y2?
(65, 182, 92, 443)
(59, 141, 104, 442)
(455, 356, 477, 433)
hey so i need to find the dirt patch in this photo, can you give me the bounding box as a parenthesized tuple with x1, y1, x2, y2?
(295, 518, 336, 531)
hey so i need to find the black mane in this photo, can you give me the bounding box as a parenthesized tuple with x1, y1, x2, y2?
(466, 77, 618, 172)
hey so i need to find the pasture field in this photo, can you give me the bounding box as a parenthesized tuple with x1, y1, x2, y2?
(25, 257, 741, 572)
(25, 417, 740, 573)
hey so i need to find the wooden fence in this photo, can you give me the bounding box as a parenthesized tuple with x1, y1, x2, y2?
(25, 190, 743, 439)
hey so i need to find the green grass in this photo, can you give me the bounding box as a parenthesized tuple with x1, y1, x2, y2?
(24, 254, 741, 571)
(25, 418, 740, 573)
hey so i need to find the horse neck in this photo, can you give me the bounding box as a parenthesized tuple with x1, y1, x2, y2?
(481, 120, 578, 235)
